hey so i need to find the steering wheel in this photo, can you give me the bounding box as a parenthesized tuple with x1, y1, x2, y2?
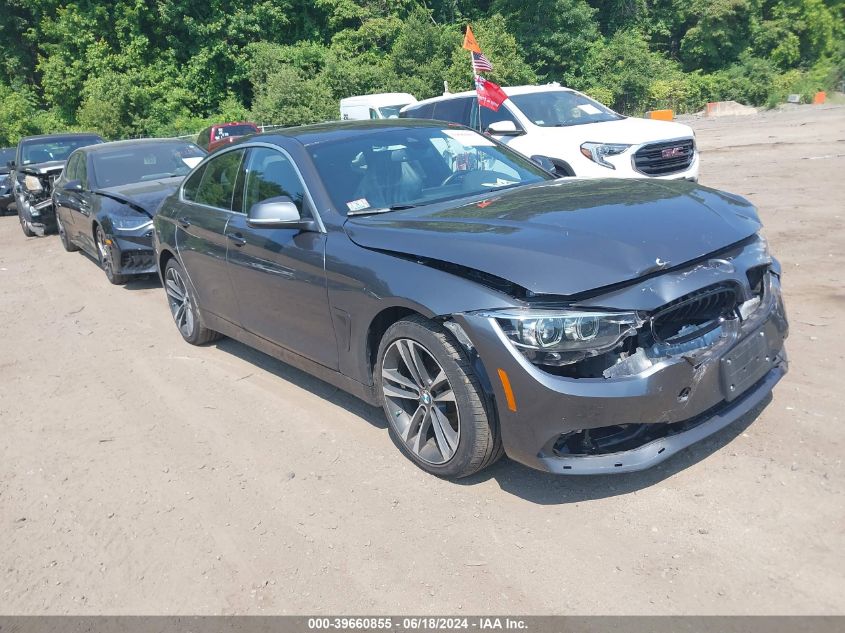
(441, 170, 471, 188)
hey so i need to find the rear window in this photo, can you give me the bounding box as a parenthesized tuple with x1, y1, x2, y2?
(212, 124, 258, 140)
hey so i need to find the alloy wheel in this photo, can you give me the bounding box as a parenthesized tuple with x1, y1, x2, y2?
(164, 266, 195, 338)
(381, 338, 460, 465)
(96, 226, 115, 278)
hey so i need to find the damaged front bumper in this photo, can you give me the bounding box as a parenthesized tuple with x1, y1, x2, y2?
(456, 268, 789, 475)
(108, 232, 157, 276)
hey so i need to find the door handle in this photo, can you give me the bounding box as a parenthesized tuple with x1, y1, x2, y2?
(177, 217, 191, 228)
(226, 232, 246, 247)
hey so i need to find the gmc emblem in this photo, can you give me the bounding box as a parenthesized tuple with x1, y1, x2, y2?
(661, 146, 686, 159)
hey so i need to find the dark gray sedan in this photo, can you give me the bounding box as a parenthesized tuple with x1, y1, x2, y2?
(153, 120, 788, 479)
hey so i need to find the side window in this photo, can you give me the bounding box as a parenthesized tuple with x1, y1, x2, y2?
(64, 154, 80, 182)
(431, 98, 471, 125)
(192, 149, 244, 209)
(480, 104, 521, 131)
(242, 147, 307, 216)
(183, 164, 206, 201)
(402, 103, 434, 119)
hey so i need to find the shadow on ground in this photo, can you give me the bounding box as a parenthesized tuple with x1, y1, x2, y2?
(212, 333, 772, 505)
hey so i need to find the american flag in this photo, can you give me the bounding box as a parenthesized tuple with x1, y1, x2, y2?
(472, 51, 493, 73)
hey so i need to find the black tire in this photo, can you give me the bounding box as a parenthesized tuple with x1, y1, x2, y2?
(162, 258, 221, 345)
(56, 214, 78, 252)
(376, 315, 502, 478)
(18, 205, 35, 237)
(95, 225, 129, 285)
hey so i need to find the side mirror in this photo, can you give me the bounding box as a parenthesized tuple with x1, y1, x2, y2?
(247, 196, 317, 231)
(530, 155, 556, 173)
(486, 120, 524, 136)
(63, 179, 82, 192)
(6, 160, 14, 170)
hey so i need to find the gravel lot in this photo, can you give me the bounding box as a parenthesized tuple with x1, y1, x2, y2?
(1, 105, 843, 615)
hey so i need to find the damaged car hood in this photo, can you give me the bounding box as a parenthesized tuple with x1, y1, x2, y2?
(95, 176, 184, 217)
(344, 179, 762, 297)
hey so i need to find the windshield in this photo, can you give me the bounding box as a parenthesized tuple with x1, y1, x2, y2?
(0, 148, 14, 168)
(376, 105, 411, 119)
(308, 126, 551, 215)
(213, 124, 257, 140)
(91, 141, 206, 188)
(508, 90, 622, 127)
(21, 136, 102, 165)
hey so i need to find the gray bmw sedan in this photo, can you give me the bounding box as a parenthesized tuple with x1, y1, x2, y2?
(153, 120, 788, 478)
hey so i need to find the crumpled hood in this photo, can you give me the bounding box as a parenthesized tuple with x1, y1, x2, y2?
(344, 179, 762, 297)
(542, 116, 694, 146)
(96, 176, 183, 216)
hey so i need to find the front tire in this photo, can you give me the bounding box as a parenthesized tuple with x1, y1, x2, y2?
(96, 225, 128, 285)
(163, 258, 221, 345)
(376, 315, 502, 478)
(18, 203, 35, 237)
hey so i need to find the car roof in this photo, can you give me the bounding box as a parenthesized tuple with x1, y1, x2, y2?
(20, 133, 103, 143)
(407, 84, 575, 108)
(250, 119, 460, 147)
(81, 138, 196, 154)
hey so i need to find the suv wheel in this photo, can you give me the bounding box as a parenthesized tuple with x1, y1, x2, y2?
(376, 315, 502, 478)
(18, 206, 35, 237)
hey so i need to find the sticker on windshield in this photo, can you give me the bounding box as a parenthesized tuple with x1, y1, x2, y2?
(442, 129, 495, 147)
(577, 104, 602, 115)
(346, 198, 370, 212)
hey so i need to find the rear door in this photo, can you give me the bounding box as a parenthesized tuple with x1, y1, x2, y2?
(225, 146, 337, 369)
(173, 148, 244, 322)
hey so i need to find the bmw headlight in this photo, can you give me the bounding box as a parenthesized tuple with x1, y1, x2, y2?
(111, 216, 153, 232)
(579, 142, 631, 169)
(485, 309, 643, 366)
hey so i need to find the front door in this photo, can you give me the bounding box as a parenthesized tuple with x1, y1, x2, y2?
(225, 146, 337, 370)
(174, 149, 244, 323)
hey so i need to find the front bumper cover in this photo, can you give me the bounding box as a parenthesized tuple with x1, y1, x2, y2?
(109, 232, 157, 275)
(456, 274, 788, 475)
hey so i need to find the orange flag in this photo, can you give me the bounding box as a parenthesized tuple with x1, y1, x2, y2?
(462, 25, 481, 53)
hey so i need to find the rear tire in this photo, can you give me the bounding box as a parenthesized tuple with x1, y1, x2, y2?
(56, 214, 78, 252)
(163, 258, 221, 345)
(376, 315, 502, 478)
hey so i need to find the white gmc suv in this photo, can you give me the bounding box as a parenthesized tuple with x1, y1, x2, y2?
(400, 84, 699, 180)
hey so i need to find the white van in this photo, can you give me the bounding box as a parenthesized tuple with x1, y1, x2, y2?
(400, 84, 699, 180)
(340, 93, 418, 121)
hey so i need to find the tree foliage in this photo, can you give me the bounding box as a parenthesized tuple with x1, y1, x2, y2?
(0, 0, 842, 144)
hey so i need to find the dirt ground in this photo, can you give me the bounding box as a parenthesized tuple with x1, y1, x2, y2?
(1, 104, 843, 615)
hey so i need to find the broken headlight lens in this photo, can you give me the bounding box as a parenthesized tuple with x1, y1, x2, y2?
(579, 142, 631, 170)
(487, 309, 643, 366)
